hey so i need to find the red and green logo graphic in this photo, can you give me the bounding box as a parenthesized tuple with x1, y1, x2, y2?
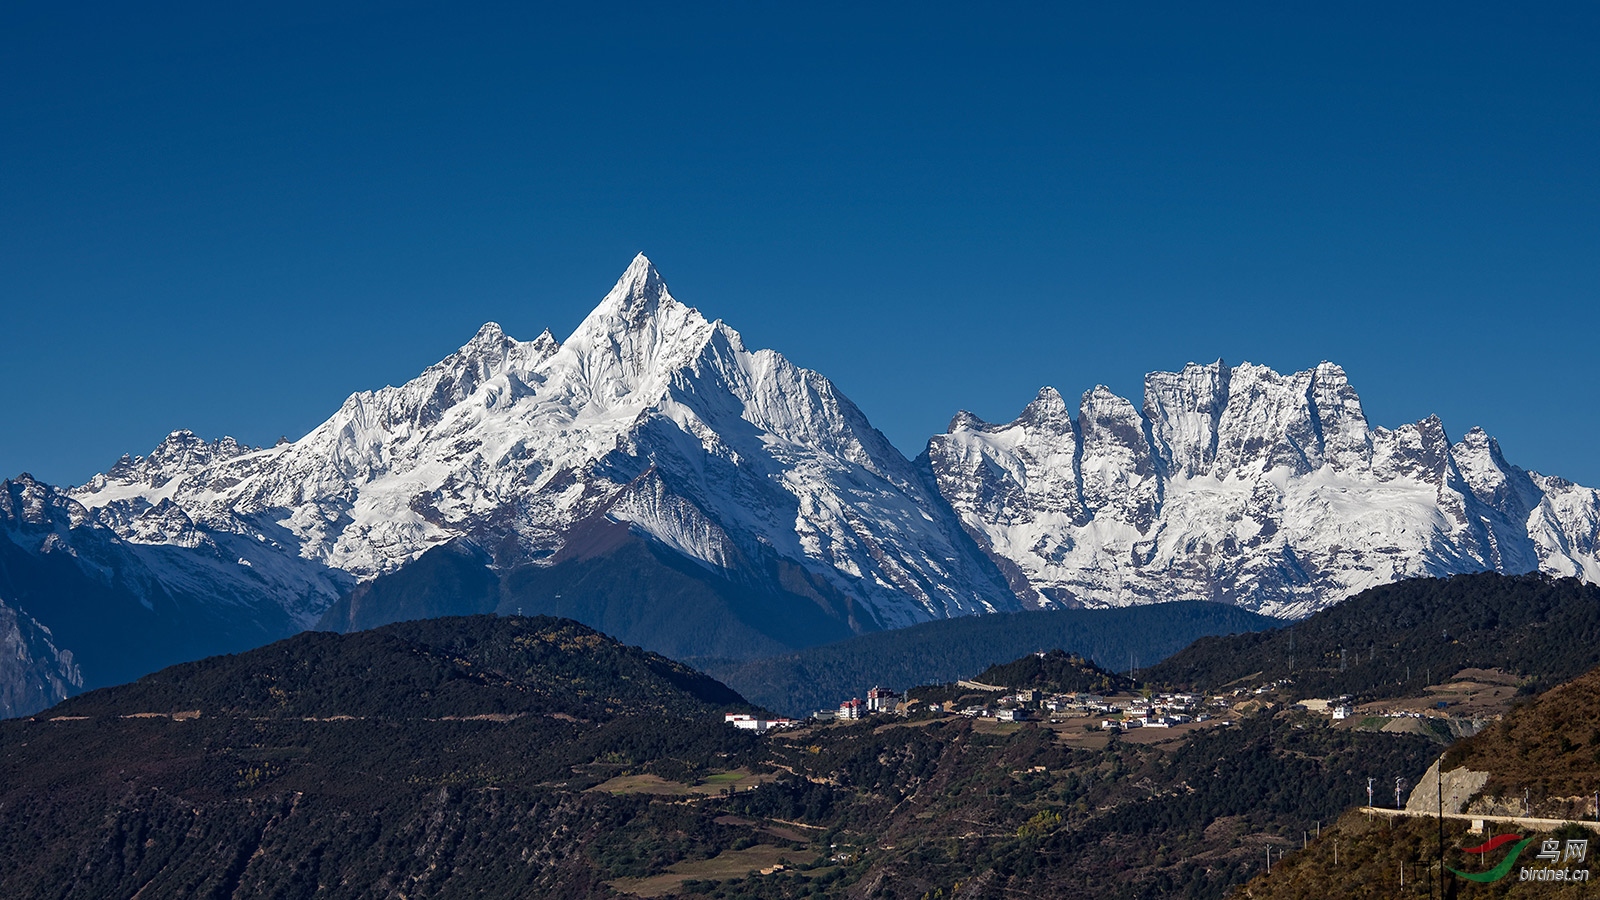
(1446, 833, 1533, 883)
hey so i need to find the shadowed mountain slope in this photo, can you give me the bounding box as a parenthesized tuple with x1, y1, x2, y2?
(1144, 572, 1600, 700)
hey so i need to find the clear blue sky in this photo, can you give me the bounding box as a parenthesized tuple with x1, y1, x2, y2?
(4, 3, 1597, 486)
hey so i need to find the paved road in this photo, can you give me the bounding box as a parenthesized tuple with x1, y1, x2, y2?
(1362, 806, 1600, 834)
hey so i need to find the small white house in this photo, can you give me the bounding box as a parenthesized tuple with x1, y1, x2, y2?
(724, 713, 796, 734)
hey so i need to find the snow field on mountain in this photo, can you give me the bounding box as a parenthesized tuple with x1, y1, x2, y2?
(24, 256, 1596, 634)
(60, 255, 1017, 631)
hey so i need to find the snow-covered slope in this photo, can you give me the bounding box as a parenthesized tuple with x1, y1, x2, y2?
(0, 470, 329, 710)
(2, 471, 346, 631)
(68, 255, 1018, 633)
(924, 361, 1600, 618)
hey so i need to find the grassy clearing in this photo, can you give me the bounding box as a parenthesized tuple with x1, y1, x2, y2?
(588, 769, 777, 797)
(608, 845, 805, 897)
(969, 718, 1024, 736)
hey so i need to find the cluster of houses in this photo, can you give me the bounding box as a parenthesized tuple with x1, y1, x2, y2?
(717, 665, 1452, 738)
(927, 687, 1217, 729)
(723, 683, 1260, 735)
(1094, 691, 1209, 731)
(723, 687, 911, 733)
(825, 686, 1216, 729)
(943, 688, 1089, 722)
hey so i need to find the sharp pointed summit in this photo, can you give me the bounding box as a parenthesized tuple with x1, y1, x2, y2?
(592, 252, 674, 324)
(46, 254, 1017, 690)
(465, 321, 506, 346)
(547, 255, 714, 410)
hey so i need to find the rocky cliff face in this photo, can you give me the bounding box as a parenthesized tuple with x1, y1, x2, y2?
(924, 361, 1600, 617)
(0, 596, 80, 718)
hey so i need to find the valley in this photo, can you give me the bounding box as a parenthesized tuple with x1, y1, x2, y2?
(3, 573, 1597, 897)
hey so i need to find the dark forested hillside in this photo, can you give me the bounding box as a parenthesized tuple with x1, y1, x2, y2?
(971, 648, 1131, 693)
(0, 612, 1456, 899)
(0, 615, 767, 898)
(1144, 573, 1600, 700)
(683, 706, 1435, 899)
(1232, 661, 1600, 899)
(705, 600, 1278, 715)
(52, 614, 747, 721)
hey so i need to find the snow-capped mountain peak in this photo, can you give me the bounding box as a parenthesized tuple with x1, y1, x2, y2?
(595, 252, 673, 321)
(1020, 386, 1074, 432)
(926, 359, 1600, 617)
(63, 256, 1017, 630)
(546, 253, 717, 415)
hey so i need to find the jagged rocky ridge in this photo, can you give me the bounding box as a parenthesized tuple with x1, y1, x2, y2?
(0, 472, 335, 696)
(924, 363, 1600, 617)
(4, 255, 1599, 715)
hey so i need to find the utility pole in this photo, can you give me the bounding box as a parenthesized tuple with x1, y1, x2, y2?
(1438, 759, 1445, 899)
(1368, 777, 1375, 808)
